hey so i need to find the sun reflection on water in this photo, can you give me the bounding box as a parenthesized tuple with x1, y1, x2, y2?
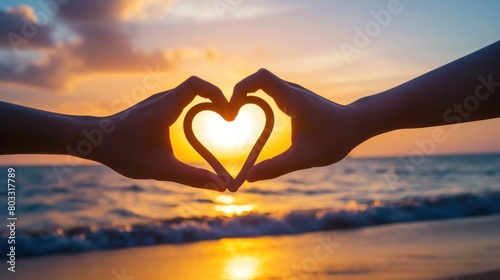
(223, 256, 260, 280)
(215, 194, 255, 216)
(215, 204, 255, 215)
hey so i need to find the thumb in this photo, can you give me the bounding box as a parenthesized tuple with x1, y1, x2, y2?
(246, 147, 303, 182)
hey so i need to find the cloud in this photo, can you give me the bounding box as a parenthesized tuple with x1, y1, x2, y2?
(0, 27, 171, 90)
(205, 47, 221, 62)
(164, 0, 307, 23)
(121, 0, 174, 21)
(0, 1, 177, 91)
(0, 48, 73, 89)
(58, 0, 172, 22)
(58, 0, 125, 22)
(0, 5, 54, 49)
(69, 23, 168, 72)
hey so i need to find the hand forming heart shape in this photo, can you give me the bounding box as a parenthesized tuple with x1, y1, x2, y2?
(184, 96, 274, 192)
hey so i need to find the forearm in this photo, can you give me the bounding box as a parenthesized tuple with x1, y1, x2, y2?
(0, 101, 99, 157)
(351, 40, 500, 140)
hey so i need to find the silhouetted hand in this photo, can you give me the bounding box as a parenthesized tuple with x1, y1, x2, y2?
(232, 41, 500, 184)
(97, 76, 229, 191)
(230, 69, 363, 183)
(0, 76, 228, 191)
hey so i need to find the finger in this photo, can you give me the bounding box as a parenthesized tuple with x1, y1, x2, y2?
(169, 159, 227, 192)
(171, 76, 229, 110)
(231, 68, 290, 108)
(246, 146, 305, 182)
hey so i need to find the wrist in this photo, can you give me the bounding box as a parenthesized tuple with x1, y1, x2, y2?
(64, 116, 114, 163)
(347, 90, 401, 143)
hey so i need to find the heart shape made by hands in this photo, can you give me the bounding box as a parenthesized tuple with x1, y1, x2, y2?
(184, 96, 274, 192)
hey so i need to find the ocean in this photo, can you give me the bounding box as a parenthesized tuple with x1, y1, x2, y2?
(1, 153, 500, 258)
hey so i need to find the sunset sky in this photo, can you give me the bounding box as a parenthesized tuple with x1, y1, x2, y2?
(1, 0, 500, 166)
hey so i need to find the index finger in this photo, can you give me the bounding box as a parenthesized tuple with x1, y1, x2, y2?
(231, 68, 290, 108)
(171, 76, 229, 110)
(168, 158, 227, 192)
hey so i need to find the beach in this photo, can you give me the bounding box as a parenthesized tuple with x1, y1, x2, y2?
(2, 214, 500, 280)
(1, 154, 500, 279)
(1, 0, 500, 278)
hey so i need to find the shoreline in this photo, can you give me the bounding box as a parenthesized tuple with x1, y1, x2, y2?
(2, 215, 499, 280)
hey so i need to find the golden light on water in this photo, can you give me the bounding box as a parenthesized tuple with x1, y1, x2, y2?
(223, 256, 260, 280)
(214, 194, 255, 216)
(345, 200, 368, 211)
(215, 194, 235, 205)
(215, 204, 255, 215)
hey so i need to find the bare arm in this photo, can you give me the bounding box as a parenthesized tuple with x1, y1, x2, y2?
(0, 76, 229, 191)
(0, 102, 93, 155)
(353, 40, 500, 141)
(232, 41, 500, 185)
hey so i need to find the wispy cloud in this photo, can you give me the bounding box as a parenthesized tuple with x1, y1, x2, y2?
(0, 5, 54, 48)
(164, 0, 307, 24)
(0, 0, 209, 91)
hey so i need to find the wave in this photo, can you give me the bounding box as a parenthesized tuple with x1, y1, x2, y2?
(243, 187, 338, 195)
(2, 191, 500, 258)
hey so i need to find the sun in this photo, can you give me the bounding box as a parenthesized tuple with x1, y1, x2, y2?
(193, 104, 264, 157)
(206, 111, 254, 149)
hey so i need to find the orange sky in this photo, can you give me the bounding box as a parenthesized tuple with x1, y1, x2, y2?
(1, 0, 500, 166)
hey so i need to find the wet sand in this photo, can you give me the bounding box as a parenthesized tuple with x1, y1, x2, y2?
(2, 215, 500, 280)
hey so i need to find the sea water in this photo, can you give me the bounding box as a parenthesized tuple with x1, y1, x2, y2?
(1, 153, 499, 257)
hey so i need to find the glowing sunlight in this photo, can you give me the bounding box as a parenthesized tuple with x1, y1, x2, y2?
(223, 256, 261, 280)
(215, 194, 235, 204)
(193, 105, 264, 158)
(214, 194, 255, 216)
